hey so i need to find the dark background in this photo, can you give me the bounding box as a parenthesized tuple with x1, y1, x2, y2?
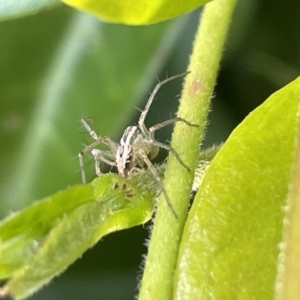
(0, 1, 299, 299)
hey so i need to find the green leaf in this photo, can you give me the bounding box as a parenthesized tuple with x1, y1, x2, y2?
(0, 183, 94, 279)
(174, 77, 300, 298)
(0, 0, 61, 21)
(61, 0, 211, 25)
(0, 173, 154, 299)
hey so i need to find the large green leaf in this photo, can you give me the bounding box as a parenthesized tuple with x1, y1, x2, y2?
(61, 0, 210, 25)
(174, 77, 300, 298)
(0, 174, 155, 299)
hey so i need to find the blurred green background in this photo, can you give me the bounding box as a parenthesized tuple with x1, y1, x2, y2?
(0, 0, 299, 299)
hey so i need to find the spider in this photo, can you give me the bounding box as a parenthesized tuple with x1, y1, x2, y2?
(78, 72, 197, 218)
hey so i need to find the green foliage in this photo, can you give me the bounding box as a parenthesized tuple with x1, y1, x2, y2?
(61, 0, 211, 25)
(1, 0, 299, 300)
(175, 77, 300, 299)
(1, 76, 299, 299)
(0, 184, 93, 279)
(0, 174, 154, 299)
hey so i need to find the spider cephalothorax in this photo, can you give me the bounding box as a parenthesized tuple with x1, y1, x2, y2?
(116, 126, 159, 177)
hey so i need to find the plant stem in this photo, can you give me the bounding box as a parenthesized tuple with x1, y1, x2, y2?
(138, 0, 237, 299)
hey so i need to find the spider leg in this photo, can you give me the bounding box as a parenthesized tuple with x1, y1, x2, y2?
(140, 150, 178, 218)
(149, 140, 191, 172)
(79, 118, 117, 183)
(145, 117, 198, 171)
(78, 141, 107, 183)
(80, 118, 99, 141)
(80, 118, 117, 153)
(148, 117, 198, 139)
(91, 149, 116, 176)
(78, 151, 87, 184)
(138, 72, 190, 136)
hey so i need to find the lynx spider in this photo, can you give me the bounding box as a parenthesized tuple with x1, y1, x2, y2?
(78, 72, 196, 218)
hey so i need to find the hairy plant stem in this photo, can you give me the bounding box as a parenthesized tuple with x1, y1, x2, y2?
(138, 0, 237, 299)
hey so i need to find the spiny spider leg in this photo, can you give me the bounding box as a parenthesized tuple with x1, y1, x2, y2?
(148, 117, 198, 138)
(78, 143, 102, 184)
(149, 140, 191, 172)
(146, 117, 198, 171)
(79, 118, 117, 183)
(140, 150, 178, 218)
(91, 149, 116, 176)
(138, 72, 189, 136)
(80, 119, 117, 153)
(80, 118, 98, 140)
